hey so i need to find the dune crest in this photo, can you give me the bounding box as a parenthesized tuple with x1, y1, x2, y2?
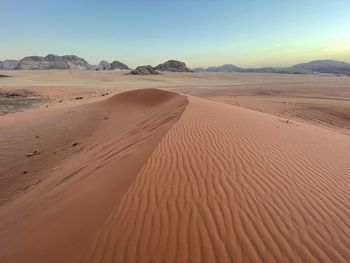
(0, 89, 188, 263)
(81, 96, 350, 263)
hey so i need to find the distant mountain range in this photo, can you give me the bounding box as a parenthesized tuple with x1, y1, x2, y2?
(1, 56, 350, 75)
(0, 54, 131, 71)
(193, 60, 350, 75)
(0, 56, 192, 73)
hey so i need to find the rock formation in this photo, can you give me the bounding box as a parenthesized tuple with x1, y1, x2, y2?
(154, 60, 193, 72)
(15, 54, 90, 70)
(0, 60, 19, 70)
(129, 66, 160, 75)
(97, 60, 111, 70)
(110, 60, 130, 70)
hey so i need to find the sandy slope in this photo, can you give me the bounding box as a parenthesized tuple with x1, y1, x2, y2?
(0, 89, 188, 263)
(81, 96, 350, 263)
(1, 89, 350, 263)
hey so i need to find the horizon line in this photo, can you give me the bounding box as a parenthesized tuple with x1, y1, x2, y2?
(1, 54, 350, 69)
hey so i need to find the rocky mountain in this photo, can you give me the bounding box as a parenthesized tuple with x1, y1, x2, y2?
(0, 60, 19, 70)
(15, 54, 90, 70)
(110, 60, 130, 70)
(97, 60, 111, 70)
(129, 66, 160, 75)
(1, 55, 131, 71)
(154, 60, 193, 72)
(95, 60, 130, 70)
(197, 60, 350, 75)
(289, 60, 350, 74)
(206, 64, 242, 72)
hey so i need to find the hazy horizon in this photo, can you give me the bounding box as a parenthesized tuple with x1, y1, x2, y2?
(2, 53, 350, 70)
(1, 0, 350, 68)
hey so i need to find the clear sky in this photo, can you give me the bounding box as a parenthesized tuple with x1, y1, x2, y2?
(1, 0, 350, 68)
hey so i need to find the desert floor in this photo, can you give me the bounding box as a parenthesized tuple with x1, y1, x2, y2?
(1, 70, 350, 135)
(0, 70, 350, 262)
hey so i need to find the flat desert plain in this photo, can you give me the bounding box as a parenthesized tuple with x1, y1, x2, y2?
(0, 70, 350, 263)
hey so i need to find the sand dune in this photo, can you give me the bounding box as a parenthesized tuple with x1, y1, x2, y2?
(1, 89, 350, 262)
(0, 89, 187, 263)
(80, 96, 350, 263)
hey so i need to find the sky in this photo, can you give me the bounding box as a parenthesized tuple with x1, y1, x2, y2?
(1, 0, 350, 68)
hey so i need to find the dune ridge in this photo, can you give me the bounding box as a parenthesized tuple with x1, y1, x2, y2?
(80, 96, 350, 263)
(0, 89, 188, 263)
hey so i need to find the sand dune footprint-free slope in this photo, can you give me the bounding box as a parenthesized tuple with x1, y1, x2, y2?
(81, 96, 350, 263)
(1, 90, 350, 263)
(0, 89, 188, 263)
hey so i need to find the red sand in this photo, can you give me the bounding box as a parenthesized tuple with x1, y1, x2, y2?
(1, 89, 350, 263)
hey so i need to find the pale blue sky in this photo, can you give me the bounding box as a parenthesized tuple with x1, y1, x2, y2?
(1, 0, 350, 67)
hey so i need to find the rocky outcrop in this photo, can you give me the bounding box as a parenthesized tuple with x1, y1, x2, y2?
(154, 60, 193, 72)
(129, 66, 160, 75)
(15, 54, 90, 70)
(0, 60, 19, 70)
(61, 55, 90, 69)
(95, 60, 130, 70)
(2, 55, 131, 71)
(110, 60, 130, 70)
(97, 60, 111, 70)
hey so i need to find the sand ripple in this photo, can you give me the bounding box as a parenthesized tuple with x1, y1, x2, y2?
(82, 96, 350, 263)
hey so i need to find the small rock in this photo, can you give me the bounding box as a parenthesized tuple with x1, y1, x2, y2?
(4, 92, 21, 98)
(22, 171, 28, 174)
(75, 97, 84, 100)
(72, 142, 79, 147)
(26, 151, 40, 157)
